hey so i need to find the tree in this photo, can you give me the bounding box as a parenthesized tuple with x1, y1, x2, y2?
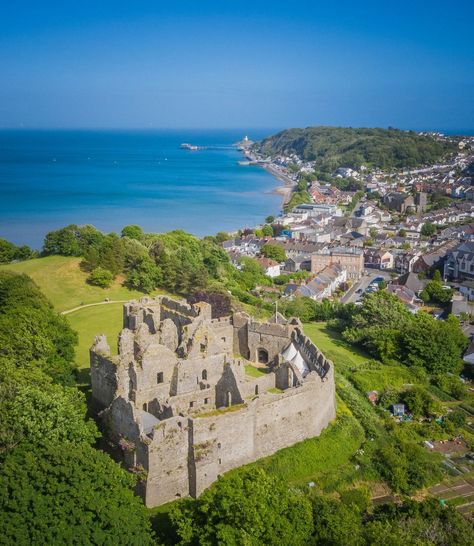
(0, 442, 154, 545)
(168, 468, 312, 546)
(421, 222, 437, 237)
(88, 266, 114, 288)
(310, 494, 363, 545)
(261, 224, 274, 237)
(0, 238, 36, 264)
(126, 255, 161, 293)
(121, 224, 144, 240)
(0, 272, 77, 385)
(261, 243, 286, 263)
(402, 386, 440, 417)
(265, 215, 275, 224)
(1, 380, 99, 455)
(420, 273, 453, 305)
(343, 291, 411, 362)
(401, 313, 466, 374)
(398, 229, 407, 237)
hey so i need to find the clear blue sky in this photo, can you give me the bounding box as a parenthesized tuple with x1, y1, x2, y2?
(0, 0, 472, 130)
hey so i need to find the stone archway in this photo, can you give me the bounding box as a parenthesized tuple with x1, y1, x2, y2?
(257, 348, 269, 364)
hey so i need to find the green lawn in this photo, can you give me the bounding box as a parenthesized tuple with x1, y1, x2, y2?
(244, 364, 268, 378)
(67, 303, 124, 385)
(0, 256, 145, 312)
(303, 322, 374, 372)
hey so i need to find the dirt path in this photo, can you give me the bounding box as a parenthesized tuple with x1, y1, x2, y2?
(61, 300, 129, 315)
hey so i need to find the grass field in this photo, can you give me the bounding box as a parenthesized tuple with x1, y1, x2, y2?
(67, 303, 124, 383)
(303, 322, 374, 372)
(0, 255, 144, 312)
(0, 256, 151, 383)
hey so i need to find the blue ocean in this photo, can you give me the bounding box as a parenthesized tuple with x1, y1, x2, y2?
(0, 129, 281, 249)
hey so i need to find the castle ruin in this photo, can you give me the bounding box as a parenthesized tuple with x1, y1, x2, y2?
(90, 296, 336, 507)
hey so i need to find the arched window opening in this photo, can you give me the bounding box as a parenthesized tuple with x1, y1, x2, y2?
(255, 385, 259, 395)
(257, 348, 269, 364)
(202, 369, 208, 381)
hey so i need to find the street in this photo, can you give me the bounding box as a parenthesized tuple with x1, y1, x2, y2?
(341, 269, 393, 304)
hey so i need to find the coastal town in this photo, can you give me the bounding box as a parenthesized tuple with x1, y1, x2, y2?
(220, 132, 474, 333)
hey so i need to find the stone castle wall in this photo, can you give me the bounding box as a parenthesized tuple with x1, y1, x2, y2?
(90, 296, 337, 507)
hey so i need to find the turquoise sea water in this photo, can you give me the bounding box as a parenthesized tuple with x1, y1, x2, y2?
(0, 129, 281, 249)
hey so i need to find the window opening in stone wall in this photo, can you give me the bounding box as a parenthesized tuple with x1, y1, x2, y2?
(143, 403, 147, 411)
(202, 369, 207, 381)
(157, 372, 164, 384)
(257, 348, 269, 364)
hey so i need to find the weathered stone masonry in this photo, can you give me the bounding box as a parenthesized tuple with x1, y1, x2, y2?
(90, 295, 336, 507)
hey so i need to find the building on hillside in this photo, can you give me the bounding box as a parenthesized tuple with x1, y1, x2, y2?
(90, 296, 336, 507)
(284, 264, 347, 301)
(444, 241, 474, 280)
(256, 257, 281, 278)
(383, 191, 415, 213)
(412, 240, 458, 274)
(459, 280, 474, 301)
(284, 255, 311, 273)
(311, 247, 364, 280)
(364, 248, 394, 270)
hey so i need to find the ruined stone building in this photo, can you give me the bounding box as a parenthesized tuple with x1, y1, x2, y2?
(90, 296, 336, 507)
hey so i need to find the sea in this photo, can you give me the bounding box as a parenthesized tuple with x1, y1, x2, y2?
(0, 129, 281, 249)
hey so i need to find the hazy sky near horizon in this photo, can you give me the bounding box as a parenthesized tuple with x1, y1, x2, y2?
(0, 1, 473, 131)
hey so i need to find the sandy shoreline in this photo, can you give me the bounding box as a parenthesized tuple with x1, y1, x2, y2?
(259, 163, 297, 207)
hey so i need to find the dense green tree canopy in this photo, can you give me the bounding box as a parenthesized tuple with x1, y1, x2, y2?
(0, 272, 77, 384)
(0, 238, 36, 263)
(342, 291, 467, 372)
(0, 442, 154, 545)
(168, 468, 313, 546)
(260, 243, 286, 263)
(257, 127, 456, 171)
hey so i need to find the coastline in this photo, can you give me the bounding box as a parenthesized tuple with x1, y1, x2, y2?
(239, 148, 297, 208)
(261, 163, 297, 206)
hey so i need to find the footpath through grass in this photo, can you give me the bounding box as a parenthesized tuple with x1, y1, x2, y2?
(0, 255, 145, 312)
(0, 256, 149, 383)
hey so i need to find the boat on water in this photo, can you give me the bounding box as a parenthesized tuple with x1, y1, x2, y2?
(180, 143, 200, 150)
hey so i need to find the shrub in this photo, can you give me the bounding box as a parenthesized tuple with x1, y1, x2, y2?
(87, 267, 114, 288)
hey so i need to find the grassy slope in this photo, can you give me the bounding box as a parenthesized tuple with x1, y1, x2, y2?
(0, 255, 144, 312)
(0, 256, 147, 377)
(67, 303, 123, 382)
(303, 322, 411, 391)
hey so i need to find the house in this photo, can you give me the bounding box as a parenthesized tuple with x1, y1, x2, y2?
(412, 240, 458, 274)
(459, 280, 474, 301)
(463, 339, 474, 366)
(284, 264, 347, 301)
(444, 241, 474, 280)
(256, 257, 281, 278)
(284, 255, 311, 273)
(364, 249, 394, 270)
(311, 247, 364, 280)
(393, 272, 427, 295)
(383, 191, 415, 213)
(387, 284, 419, 313)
